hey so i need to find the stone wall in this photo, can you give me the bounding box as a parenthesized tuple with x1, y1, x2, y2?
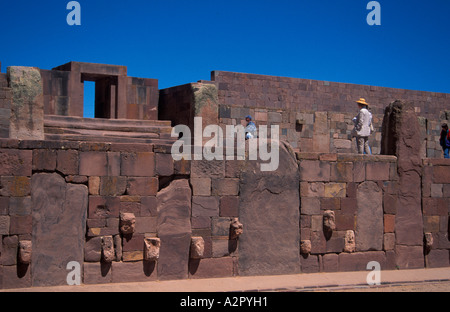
(298, 153, 398, 272)
(159, 71, 450, 155)
(1, 136, 448, 289)
(0, 73, 11, 139)
(422, 159, 450, 268)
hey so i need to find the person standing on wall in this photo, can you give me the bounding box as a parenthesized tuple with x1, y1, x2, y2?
(440, 123, 450, 159)
(352, 98, 373, 154)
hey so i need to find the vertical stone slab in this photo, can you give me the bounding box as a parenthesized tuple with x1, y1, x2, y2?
(156, 179, 192, 280)
(239, 141, 300, 276)
(7, 66, 44, 140)
(381, 100, 424, 268)
(31, 173, 88, 286)
(356, 181, 383, 251)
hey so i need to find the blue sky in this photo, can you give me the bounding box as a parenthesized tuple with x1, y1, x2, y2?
(1, 1, 450, 100)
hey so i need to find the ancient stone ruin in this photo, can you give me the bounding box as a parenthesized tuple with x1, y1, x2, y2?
(0, 61, 449, 289)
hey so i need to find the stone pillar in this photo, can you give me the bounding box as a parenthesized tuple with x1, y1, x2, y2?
(7, 66, 44, 140)
(381, 100, 424, 269)
(31, 173, 88, 286)
(156, 179, 192, 280)
(238, 140, 300, 276)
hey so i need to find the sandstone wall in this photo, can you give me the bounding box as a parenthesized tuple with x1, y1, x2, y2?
(0, 136, 448, 289)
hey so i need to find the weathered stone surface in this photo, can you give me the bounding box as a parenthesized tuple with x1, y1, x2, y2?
(239, 140, 300, 276)
(395, 245, 424, 269)
(344, 230, 355, 253)
(7, 66, 44, 140)
(381, 101, 423, 247)
(300, 240, 311, 255)
(18, 240, 32, 264)
(0, 149, 32, 176)
(424, 232, 433, 254)
(323, 210, 335, 240)
(144, 237, 161, 261)
(157, 179, 192, 280)
(119, 212, 136, 235)
(190, 236, 205, 259)
(101, 236, 115, 263)
(31, 173, 88, 286)
(356, 181, 383, 251)
(230, 218, 243, 239)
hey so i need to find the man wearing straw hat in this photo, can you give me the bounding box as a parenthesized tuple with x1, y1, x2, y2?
(353, 98, 373, 154)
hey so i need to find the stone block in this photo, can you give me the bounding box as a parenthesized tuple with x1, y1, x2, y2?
(141, 196, 157, 217)
(8, 66, 44, 140)
(121, 152, 155, 177)
(356, 181, 383, 251)
(88, 196, 120, 219)
(212, 178, 239, 196)
(9, 196, 31, 215)
(384, 214, 395, 233)
(324, 183, 346, 198)
(83, 262, 112, 284)
(85, 236, 102, 262)
(432, 166, 450, 184)
(155, 153, 174, 176)
(191, 160, 225, 178)
(395, 245, 424, 269)
(144, 237, 161, 261)
(79, 152, 120, 176)
(366, 162, 390, 181)
(300, 182, 324, 197)
(2, 265, 31, 289)
(9, 215, 32, 235)
(189, 257, 234, 279)
(430, 183, 443, 197)
(338, 251, 386, 272)
(0, 196, 9, 215)
(135, 216, 157, 234)
(122, 234, 144, 252)
(212, 217, 232, 236)
(330, 162, 353, 182)
(127, 177, 158, 196)
(190, 178, 211, 196)
(322, 253, 339, 272)
(88, 176, 100, 195)
(192, 196, 219, 217)
(301, 197, 320, 215)
(0, 149, 32, 176)
(0, 215, 10, 234)
(299, 160, 330, 182)
(99, 176, 127, 196)
(0, 176, 31, 197)
(32, 149, 57, 171)
(157, 179, 192, 280)
(111, 261, 156, 283)
(320, 198, 340, 211)
(383, 233, 395, 251)
(56, 150, 79, 175)
(219, 196, 239, 217)
(423, 216, 440, 233)
(425, 249, 450, 268)
(300, 254, 320, 273)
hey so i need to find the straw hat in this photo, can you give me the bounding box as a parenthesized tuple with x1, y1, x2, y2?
(355, 98, 369, 107)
